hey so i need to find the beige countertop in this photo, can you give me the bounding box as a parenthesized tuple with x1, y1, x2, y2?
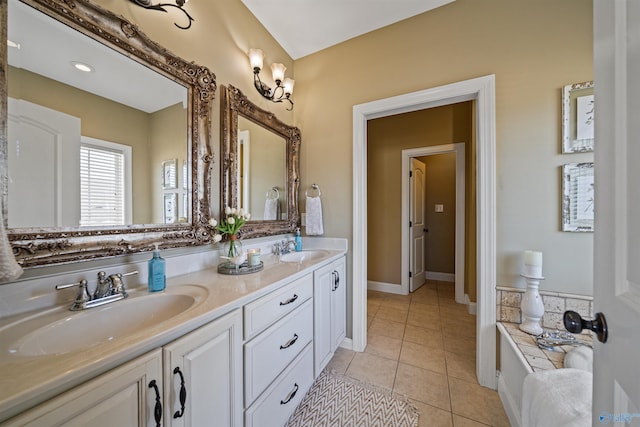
(0, 249, 345, 422)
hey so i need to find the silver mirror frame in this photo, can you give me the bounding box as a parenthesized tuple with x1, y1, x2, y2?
(1, 0, 217, 267)
(220, 85, 300, 238)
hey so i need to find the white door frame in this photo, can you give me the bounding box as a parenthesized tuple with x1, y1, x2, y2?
(352, 74, 497, 389)
(401, 144, 465, 303)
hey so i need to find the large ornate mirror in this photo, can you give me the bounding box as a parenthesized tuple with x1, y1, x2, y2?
(220, 85, 300, 239)
(1, 0, 216, 267)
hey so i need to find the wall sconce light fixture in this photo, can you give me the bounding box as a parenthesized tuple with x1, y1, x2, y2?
(128, 0, 194, 30)
(249, 49, 294, 110)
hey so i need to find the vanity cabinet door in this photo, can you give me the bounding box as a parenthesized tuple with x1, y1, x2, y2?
(313, 256, 347, 376)
(162, 309, 242, 427)
(1, 350, 163, 427)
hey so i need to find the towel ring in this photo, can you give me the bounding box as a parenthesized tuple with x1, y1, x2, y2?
(305, 184, 321, 198)
(266, 187, 280, 200)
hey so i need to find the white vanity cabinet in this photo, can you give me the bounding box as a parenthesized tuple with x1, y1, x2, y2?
(313, 256, 347, 375)
(243, 273, 315, 427)
(1, 350, 163, 427)
(163, 309, 243, 427)
(2, 310, 242, 427)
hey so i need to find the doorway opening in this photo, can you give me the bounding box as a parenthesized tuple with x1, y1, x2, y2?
(402, 144, 466, 306)
(352, 75, 497, 389)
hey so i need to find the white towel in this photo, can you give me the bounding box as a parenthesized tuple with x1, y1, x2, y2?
(264, 198, 278, 220)
(0, 206, 23, 283)
(564, 346, 593, 373)
(306, 196, 324, 235)
(522, 368, 592, 427)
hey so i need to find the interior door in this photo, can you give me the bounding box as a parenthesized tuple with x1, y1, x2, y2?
(410, 158, 426, 292)
(592, 0, 640, 423)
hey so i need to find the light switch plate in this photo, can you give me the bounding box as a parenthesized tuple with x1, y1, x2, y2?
(301, 213, 307, 226)
(435, 204, 444, 213)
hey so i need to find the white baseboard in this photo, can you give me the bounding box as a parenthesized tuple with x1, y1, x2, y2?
(425, 271, 455, 282)
(339, 338, 354, 351)
(367, 280, 407, 295)
(498, 373, 522, 427)
(465, 294, 477, 315)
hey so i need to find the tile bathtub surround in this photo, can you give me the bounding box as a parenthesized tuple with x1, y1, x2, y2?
(327, 282, 510, 427)
(496, 286, 593, 330)
(499, 322, 593, 372)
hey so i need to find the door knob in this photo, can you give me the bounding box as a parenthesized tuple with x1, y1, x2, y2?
(563, 310, 608, 343)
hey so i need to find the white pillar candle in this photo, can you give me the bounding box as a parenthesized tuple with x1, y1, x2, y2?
(523, 250, 543, 278)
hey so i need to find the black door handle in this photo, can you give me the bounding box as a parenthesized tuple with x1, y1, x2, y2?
(563, 311, 608, 343)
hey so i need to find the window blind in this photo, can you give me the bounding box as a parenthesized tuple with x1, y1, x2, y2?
(80, 143, 125, 226)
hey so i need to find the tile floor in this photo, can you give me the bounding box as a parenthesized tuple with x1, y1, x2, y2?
(327, 280, 511, 427)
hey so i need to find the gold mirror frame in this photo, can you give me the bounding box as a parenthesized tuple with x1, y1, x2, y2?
(220, 85, 300, 238)
(1, 0, 217, 267)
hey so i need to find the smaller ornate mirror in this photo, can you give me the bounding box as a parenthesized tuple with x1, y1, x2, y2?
(220, 85, 300, 238)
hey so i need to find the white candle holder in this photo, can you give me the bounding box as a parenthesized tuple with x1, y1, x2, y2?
(519, 274, 545, 335)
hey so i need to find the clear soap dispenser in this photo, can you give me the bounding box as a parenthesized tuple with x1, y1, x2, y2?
(148, 243, 166, 292)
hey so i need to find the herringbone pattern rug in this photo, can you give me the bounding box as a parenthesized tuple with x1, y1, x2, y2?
(285, 370, 419, 427)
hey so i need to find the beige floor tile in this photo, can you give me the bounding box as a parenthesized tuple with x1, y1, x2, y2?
(394, 363, 451, 411)
(376, 305, 410, 323)
(449, 377, 510, 427)
(452, 414, 491, 426)
(410, 399, 453, 427)
(326, 347, 355, 375)
(442, 323, 476, 340)
(345, 352, 398, 389)
(369, 317, 406, 339)
(407, 308, 442, 329)
(445, 351, 477, 383)
(411, 290, 440, 306)
(404, 324, 444, 348)
(444, 335, 477, 357)
(365, 333, 403, 360)
(384, 299, 412, 311)
(400, 341, 447, 374)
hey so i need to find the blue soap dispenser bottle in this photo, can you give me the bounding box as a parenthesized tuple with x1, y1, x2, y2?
(148, 243, 166, 292)
(295, 228, 303, 252)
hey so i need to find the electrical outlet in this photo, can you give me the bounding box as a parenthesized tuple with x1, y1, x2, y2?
(435, 204, 444, 213)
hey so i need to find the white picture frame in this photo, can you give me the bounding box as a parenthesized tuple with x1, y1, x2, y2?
(562, 81, 594, 153)
(562, 162, 594, 232)
(162, 159, 177, 189)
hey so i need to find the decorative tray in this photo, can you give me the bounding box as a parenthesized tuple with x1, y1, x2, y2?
(217, 261, 264, 275)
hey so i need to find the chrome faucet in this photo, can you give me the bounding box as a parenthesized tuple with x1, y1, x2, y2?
(56, 270, 138, 311)
(273, 240, 296, 255)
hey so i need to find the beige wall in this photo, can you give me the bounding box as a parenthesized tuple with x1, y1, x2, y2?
(295, 0, 594, 302)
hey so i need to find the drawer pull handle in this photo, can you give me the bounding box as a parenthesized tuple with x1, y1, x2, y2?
(280, 333, 299, 349)
(280, 294, 298, 306)
(280, 383, 299, 405)
(173, 367, 187, 419)
(148, 380, 162, 427)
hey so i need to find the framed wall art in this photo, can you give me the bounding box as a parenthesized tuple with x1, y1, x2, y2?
(562, 162, 594, 232)
(162, 159, 177, 189)
(562, 81, 594, 153)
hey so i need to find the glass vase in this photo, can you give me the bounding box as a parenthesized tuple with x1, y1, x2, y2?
(222, 235, 243, 262)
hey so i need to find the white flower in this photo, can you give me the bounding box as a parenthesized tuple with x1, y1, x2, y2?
(245, 213, 251, 220)
(230, 207, 237, 215)
(212, 234, 222, 243)
(225, 206, 232, 215)
(208, 218, 217, 227)
(238, 208, 245, 217)
(227, 216, 235, 225)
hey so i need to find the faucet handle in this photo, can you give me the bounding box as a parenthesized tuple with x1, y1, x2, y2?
(56, 279, 90, 308)
(108, 270, 138, 297)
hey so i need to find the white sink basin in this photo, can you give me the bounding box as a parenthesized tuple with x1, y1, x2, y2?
(0, 285, 208, 358)
(279, 250, 328, 263)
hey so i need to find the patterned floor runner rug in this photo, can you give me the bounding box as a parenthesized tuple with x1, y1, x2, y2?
(285, 370, 419, 427)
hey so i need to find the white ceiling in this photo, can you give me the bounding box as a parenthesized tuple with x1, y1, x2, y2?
(240, 0, 455, 59)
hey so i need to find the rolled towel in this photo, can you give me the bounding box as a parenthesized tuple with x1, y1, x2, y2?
(264, 197, 278, 220)
(564, 346, 593, 373)
(522, 368, 592, 427)
(306, 196, 324, 236)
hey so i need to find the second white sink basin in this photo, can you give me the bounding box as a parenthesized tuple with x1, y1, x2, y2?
(1, 285, 208, 358)
(279, 250, 328, 263)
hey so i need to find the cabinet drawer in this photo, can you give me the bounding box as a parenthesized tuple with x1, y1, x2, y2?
(244, 273, 313, 339)
(244, 343, 314, 427)
(244, 299, 313, 405)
